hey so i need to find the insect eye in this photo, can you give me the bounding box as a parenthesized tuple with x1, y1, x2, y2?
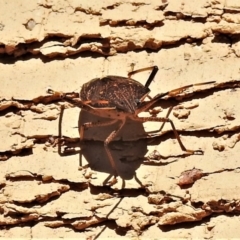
(135, 99, 141, 105)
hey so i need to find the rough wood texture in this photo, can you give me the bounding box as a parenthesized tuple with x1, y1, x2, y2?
(1, 0, 240, 239)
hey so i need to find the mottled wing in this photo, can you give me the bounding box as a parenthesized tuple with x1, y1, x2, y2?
(80, 76, 150, 113)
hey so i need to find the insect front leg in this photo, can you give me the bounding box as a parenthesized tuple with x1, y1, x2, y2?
(103, 119, 126, 185)
(79, 119, 118, 140)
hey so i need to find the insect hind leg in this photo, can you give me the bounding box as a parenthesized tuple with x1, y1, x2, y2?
(137, 116, 203, 155)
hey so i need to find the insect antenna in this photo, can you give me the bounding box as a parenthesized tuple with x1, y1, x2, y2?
(144, 66, 159, 88)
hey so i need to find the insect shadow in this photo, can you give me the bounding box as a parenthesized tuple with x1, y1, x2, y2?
(58, 107, 149, 183)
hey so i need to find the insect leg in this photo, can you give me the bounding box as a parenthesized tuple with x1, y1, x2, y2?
(56, 104, 83, 167)
(167, 81, 216, 97)
(137, 116, 203, 155)
(57, 105, 65, 156)
(136, 80, 216, 114)
(104, 119, 126, 177)
(160, 107, 172, 131)
(80, 119, 118, 141)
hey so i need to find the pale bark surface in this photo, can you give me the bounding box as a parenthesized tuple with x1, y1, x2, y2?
(1, 0, 240, 239)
